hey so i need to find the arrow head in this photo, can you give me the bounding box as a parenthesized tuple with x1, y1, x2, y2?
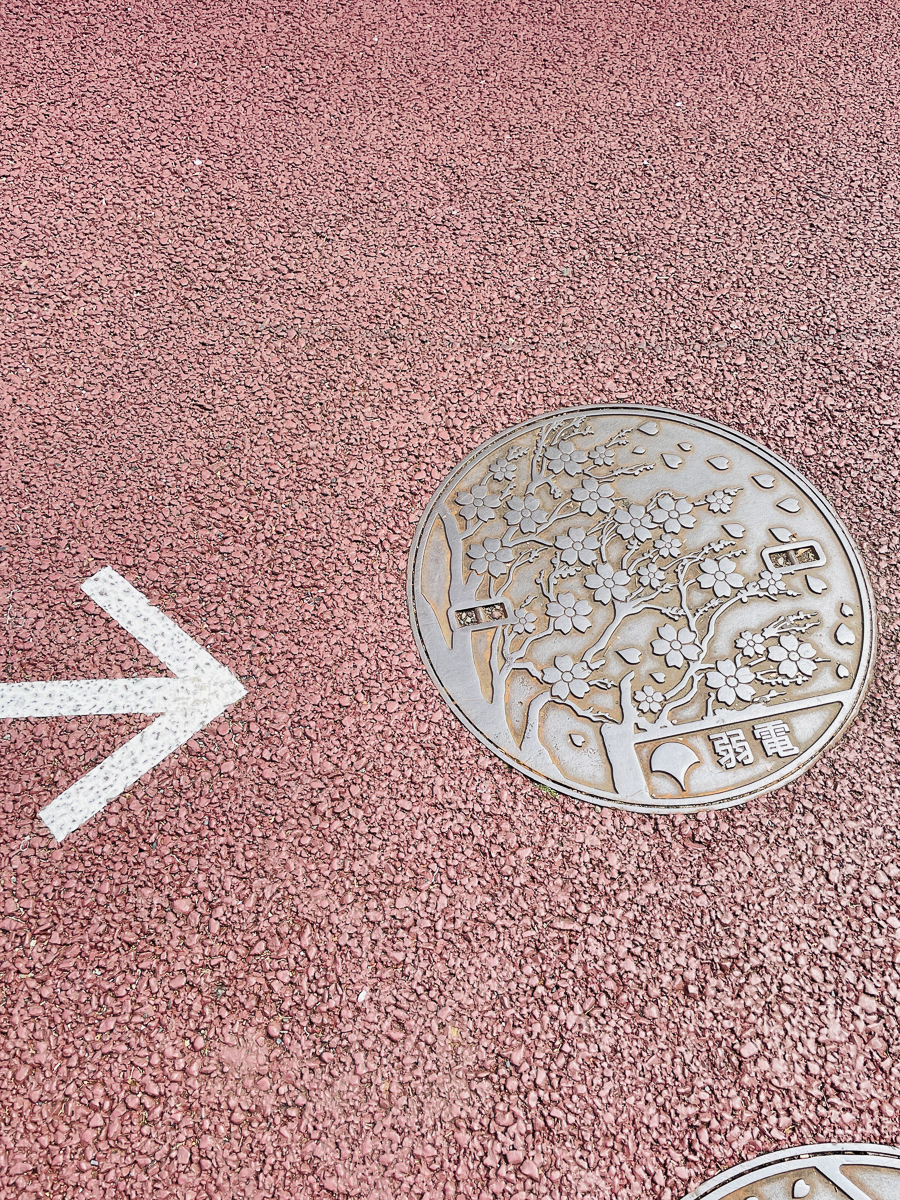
(1, 569, 247, 841)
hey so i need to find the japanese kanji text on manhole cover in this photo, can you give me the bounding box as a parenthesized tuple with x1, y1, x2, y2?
(407, 406, 875, 812)
(684, 1143, 900, 1199)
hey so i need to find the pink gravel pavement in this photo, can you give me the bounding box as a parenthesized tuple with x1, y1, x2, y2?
(1, 1, 900, 1198)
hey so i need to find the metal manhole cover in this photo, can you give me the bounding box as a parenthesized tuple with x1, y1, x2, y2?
(407, 406, 875, 812)
(685, 1143, 900, 1198)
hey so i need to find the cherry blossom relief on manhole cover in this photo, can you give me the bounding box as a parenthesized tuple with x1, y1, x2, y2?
(684, 1143, 900, 1199)
(407, 406, 875, 813)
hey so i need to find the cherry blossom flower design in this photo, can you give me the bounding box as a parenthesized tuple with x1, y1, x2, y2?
(635, 685, 664, 713)
(651, 624, 701, 669)
(653, 532, 683, 558)
(546, 592, 593, 634)
(637, 563, 667, 590)
(489, 457, 517, 482)
(588, 445, 615, 468)
(614, 504, 655, 543)
(468, 538, 514, 578)
(585, 564, 631, 604)
(651, 495, 696, 533)
(456, 484, 501, 523)
(555, 525, 600, 566)
(705, 489, 735, 514)
(511, 606, 537, 635)
(545, 440, 588, 476)
(767, 634, 817, 680)
(434, 420, 835, 787)
(735, 630, 767, 654)
(572, 478, 616, 516)
(506, 494, 547, 534)
(542, 654, 591, 700)
(697, 557, 746, 598)
(705, 659, 756, 705)
(757, 569, 787, 598)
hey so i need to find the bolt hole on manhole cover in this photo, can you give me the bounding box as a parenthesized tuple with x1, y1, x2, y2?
(684, 1143, 900, 1199)
(407, 406, 875, 813)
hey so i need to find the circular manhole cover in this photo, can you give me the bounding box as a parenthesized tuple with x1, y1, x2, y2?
(685, 1143, 900, 1198)
(407, 406, 875, 812)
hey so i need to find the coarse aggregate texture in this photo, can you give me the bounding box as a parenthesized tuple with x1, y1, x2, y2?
(1, 1, 900, 1199)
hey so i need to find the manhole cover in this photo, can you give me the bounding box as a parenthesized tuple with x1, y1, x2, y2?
(685, 1143, 900, 1198)
(407, 406, 875, 812)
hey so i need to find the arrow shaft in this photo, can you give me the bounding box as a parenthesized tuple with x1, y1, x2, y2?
(0, 678, 210, 719)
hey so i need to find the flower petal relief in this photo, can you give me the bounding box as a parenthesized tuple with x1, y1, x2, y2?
(705, 659, 756, 705)
(555, 525, 600, 566)
(651, 624, 701, 669)
(572, 478, 616, 516)
(650, 495, 696, 533)
(635, 685, 664, 713)
(653, 531, 682, 559)
(767, 634, 817, 680)
(697, 557, 746, 598)
(489, 457, 517, 482)
(456, 484, 501, 522)
(588, 445, 615, 468)
(468, 537, 514, 578)
(545, 440, 588, 476)
(505, 494, 546, 534)
(546, 592, 593, 634)
(637, 563, 666, 590)
(541, 654, 591, 700)
(735, 630, 767, 655)
(757, 569, 787, 598)
(705, 489, 735, 514)
(613, 504, 655, 543)
(585, 564, 631, 604)
(511, 606, 537, 635)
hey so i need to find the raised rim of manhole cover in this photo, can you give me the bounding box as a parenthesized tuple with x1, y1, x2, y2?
(407, 405, 875, 813)
(684, 1143, 900, 1198)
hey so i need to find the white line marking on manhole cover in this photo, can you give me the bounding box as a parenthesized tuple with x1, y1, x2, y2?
(408, 406, 875, 813)
(684, 1143, 900, 1199)
(0, 568, 246, 840)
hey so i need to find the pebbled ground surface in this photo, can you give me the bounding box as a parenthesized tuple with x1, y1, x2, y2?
(1, 1, 900, 1199)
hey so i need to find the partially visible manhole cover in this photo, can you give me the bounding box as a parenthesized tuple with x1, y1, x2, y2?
(685, 1143, 900, 1198)
(407, 406, 875, 812)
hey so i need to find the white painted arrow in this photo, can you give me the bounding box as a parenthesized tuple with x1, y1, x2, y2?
(0, 567, 246, 841)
